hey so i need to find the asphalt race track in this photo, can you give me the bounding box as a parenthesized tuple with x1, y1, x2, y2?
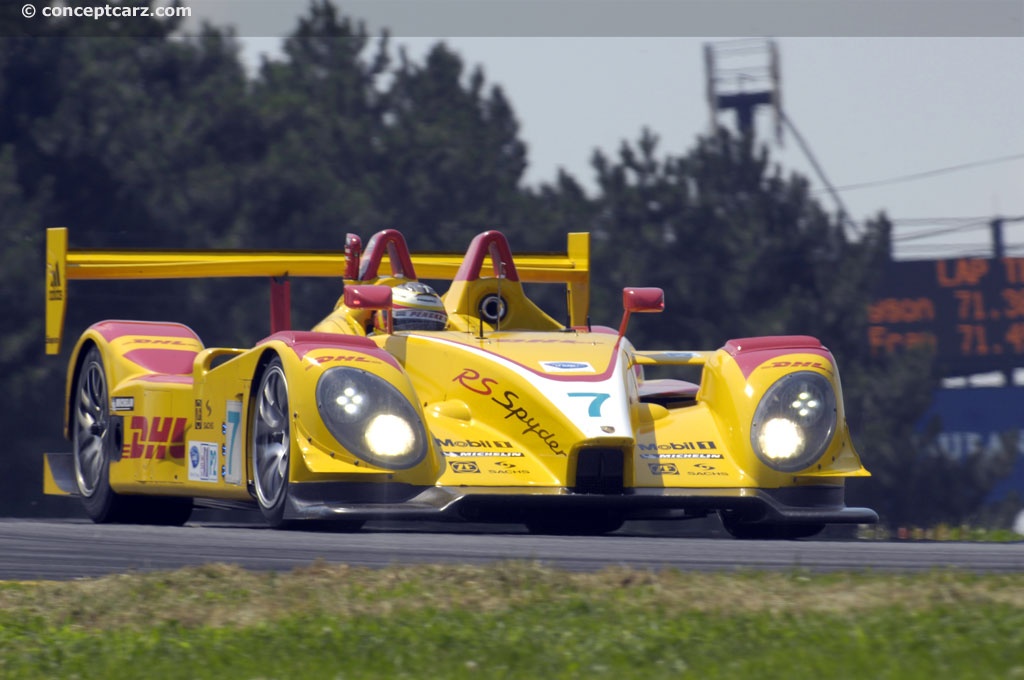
(1, 518, 1022, 580)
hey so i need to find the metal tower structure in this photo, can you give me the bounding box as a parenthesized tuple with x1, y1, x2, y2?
(704, 39, 782, 143)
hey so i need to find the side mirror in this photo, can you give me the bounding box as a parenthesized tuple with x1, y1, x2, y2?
(344, 285, 393, 333)
(618, 287, 664, 336)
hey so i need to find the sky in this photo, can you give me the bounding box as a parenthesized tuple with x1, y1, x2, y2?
(184, 2, 1024, 261)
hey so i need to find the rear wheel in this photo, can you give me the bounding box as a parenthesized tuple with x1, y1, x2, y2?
(73, 347, 192, 525)
(73, 348, 125, 522)
(252, 359, 291, 528)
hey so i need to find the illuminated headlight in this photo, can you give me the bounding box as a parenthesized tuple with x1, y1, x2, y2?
(750, 371, 836, 472)
(364, 414, 415, 459)
(316, 368, 427, 469)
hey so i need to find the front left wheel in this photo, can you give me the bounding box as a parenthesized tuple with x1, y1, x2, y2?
(252, 358, 292, 528)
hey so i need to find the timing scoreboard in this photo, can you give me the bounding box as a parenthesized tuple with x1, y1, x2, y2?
(868, 257, 1024, 374)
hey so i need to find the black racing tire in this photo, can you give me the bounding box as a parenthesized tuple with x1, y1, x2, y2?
(72, 347, 194, 526)
(251, 358, 292, 528)
(720, 513, 825, 540)
(525, 512, 625, 536)
(72, 347, 131, 523)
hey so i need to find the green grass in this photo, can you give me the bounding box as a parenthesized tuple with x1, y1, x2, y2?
(1, 563, 1023, 679)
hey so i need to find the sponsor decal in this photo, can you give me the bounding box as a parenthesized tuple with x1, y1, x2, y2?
(223, 400, 243, 484)
(438, 438, 514, 449)
(492, 390, 567, 456)
(126, 338, 196, 346)
(305, 354, 378, 369)
(111, 397, 134, 412)
(47, 263, 63, 301)
(648, 463, 679, 475)
(453, 369, 568, 456)
(444, 451, 524, 458)
(761, 360, 830, 372)
(639, 452, 724, 460)
(188, 441, 219, 482)
(194, 399, 215, 431)
(488, 461, 530, 475)
(687, 463, 728, 476)
(637, 441, 718, 452)
(450, 461, 480, 473)
(452, 368, 497, 395)
(123, 416, 187, 459)
(539, 361, 593, 373)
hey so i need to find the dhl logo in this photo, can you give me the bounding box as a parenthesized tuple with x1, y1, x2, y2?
(123, 416, 187, 459)
(126, 339, 197, 346)
(305, 354, 378, 369)
(761, 360, 830, 371)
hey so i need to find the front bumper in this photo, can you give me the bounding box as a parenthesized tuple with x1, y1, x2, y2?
(285, 482, 878, 525)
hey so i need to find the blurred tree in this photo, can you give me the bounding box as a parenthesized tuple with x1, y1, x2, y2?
(379, 42, 528, 251)
(246, 4, 535, 322)
(0, 3, 258, 514)
(244, 1, 390, 250)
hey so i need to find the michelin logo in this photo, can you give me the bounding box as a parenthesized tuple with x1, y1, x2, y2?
(444, 451, 524, 458)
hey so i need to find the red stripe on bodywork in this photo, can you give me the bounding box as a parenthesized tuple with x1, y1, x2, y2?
(259, 331, 401, 370)
(123, 349, 199, 375)
(92, 320, 200, 342)
(724, 335, 833, 378)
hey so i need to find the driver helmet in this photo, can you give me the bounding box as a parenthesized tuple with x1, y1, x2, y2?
(379, 281, 448, 332)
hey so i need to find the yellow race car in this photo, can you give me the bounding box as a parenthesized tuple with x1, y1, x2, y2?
(43, 227, 877, 537)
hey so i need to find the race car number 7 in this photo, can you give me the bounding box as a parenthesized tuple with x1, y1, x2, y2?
(567, 392, 610, 417)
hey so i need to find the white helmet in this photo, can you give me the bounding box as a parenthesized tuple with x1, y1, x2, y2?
(379, 281, 447, 332)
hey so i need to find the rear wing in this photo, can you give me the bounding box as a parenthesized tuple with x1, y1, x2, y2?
(45, 228, 590, 354)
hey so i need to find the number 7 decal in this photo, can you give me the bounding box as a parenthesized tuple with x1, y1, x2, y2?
(225, 400, 243, 484)
(567, 392, 610, 417)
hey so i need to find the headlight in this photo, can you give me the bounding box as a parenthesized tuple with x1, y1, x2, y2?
(316, 367, 428, 469)
(750, 371, 836, 472)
